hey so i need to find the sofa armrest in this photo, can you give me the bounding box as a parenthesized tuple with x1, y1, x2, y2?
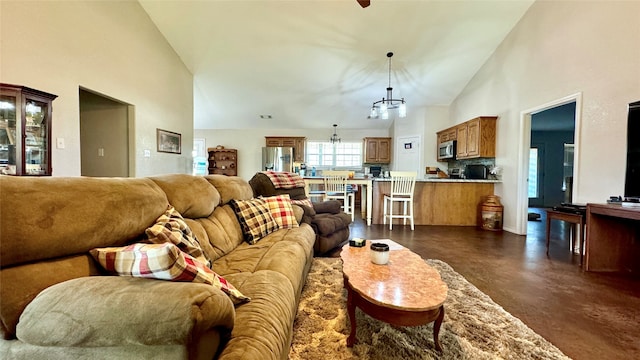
(16, 276, 236, 347)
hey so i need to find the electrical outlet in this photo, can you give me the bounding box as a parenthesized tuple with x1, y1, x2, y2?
(98, 148, 105, 157)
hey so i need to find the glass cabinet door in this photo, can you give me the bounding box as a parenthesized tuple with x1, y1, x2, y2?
(0, 93, 17, 175)
(24, 98, 49, 175)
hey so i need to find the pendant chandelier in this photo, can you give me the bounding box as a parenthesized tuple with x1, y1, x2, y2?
(369, 52, 407, 119)
(329, 124, 341, 144)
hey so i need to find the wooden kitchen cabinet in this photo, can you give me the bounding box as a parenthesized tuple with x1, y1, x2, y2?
(208, 148, 237, 176)
(265, 136, 306, 162)
(455, 116, 497, 159)
(437, 128, 457, 144)
(363, 137, 391, 163)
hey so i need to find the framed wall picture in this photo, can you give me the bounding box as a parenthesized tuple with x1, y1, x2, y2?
(157, 129, 181, 154)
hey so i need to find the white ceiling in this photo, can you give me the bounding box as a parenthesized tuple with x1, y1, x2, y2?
(139, 0, 534, 130)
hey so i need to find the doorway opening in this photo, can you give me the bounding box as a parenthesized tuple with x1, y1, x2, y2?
(79, 88, 134, 177)
(516, 93, 582, 235)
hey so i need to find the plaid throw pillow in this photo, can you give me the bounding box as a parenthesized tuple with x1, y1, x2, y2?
(146, 205, 210, 267)
(90, 243, 249, 304)
(291, 198, 314, 209)
(262, 194, 299, 229)
(230, 198, 279, 244)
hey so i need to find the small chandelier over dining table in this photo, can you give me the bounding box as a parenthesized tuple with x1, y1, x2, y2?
(329, 124, 341, 144)
(369, 52, 407, 120)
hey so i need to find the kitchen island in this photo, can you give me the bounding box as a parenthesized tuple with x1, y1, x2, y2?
(303, 176, 500, 227)
(373, 177, 500, 226)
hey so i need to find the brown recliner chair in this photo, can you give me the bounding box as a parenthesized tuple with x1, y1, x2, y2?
(249, 172, 352, 255)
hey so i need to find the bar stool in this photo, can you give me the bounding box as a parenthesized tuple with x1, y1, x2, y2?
(322, 170, 355, 221)
(383, 171, 417, 230)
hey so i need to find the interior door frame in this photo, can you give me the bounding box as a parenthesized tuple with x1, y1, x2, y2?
(516, 92, 582, 235)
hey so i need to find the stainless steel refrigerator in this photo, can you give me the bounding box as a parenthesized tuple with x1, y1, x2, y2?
(262, 147, 294, 172)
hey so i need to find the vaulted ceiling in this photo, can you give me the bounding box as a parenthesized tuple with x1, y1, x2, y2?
(139, 0, 534, 130)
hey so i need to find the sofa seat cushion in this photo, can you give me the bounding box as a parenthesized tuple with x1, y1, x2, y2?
(216, 270, 297, 360)
(213, 225, 314, 277)
(16, 276, 235, 347)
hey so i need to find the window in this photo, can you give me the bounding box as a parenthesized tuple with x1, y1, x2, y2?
(528, 148, 538, 198)
(306, 141, 362, 168)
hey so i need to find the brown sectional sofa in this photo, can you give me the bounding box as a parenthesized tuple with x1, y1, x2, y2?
(0, 174, 316, 360)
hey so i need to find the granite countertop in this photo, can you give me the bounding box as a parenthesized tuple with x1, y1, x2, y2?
(374, 177, 501, 183)
(303, 175, 500, 183)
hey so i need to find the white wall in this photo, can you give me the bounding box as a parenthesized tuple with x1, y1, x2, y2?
(449, 1, 640, 233)
(0, 1, 193, 176)
(195, 127, 390, 180)
(391, 105, 450, 175)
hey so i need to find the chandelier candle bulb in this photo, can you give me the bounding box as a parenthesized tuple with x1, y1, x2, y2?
(370, 242, 390, 265)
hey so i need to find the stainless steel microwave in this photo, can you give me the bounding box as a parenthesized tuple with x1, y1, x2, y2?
(438, 140, 456, 160)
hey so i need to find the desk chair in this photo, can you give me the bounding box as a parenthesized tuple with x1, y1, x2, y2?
(383, 171, 417, 230)
(322, 170, 355, 221)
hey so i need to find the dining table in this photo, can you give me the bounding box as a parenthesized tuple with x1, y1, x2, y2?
(303, 176, 374, 226)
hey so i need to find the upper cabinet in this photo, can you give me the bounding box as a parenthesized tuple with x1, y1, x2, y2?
(265, 136, 306, 162)
(0, 83, 58, 176)
(363, 137, 391, 163)
(437, 127, 457, 144)
(457, 116, 497, 159)
(437, 116, 497, 161)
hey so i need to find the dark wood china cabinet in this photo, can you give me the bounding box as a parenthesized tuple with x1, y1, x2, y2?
(0, 83, 57, 176)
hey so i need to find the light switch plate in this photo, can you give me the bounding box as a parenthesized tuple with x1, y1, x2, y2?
(56, 138, 65, 149)
(144, 149, 151, 157)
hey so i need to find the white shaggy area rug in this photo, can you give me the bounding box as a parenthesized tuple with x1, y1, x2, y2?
(289, 258, 571, 360)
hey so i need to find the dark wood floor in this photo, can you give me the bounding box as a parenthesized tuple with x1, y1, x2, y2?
(324, 208, 640, 360)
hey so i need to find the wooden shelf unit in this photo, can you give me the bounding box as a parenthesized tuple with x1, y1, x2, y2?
(208, 148, 237, 176)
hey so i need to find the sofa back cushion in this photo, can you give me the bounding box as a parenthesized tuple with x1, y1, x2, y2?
(0, 176, 168, 267)
(187, 205, 246, 262)
(149, 174, 221, 218)
(150, 174, 254, 262)
(204, 175, 254, 204)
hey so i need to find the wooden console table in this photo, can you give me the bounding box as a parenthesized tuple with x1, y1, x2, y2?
(585, 203, 640, 273)
(545, 209, 585, 265)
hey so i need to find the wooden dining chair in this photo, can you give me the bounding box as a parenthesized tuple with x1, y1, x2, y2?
(383, 171, 417, 230)
(322, 170, 355, 221)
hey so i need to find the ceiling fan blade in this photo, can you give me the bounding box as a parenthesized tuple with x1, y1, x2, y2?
(357, 0, 370, 8)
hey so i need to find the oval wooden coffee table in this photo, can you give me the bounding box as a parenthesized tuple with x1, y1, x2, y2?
(340, 239, 448, 351)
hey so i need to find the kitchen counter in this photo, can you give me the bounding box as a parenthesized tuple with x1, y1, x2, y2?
(303, 175, 500, 227)
(372, 179, 497, 226)
(373, 177, 501, 183)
